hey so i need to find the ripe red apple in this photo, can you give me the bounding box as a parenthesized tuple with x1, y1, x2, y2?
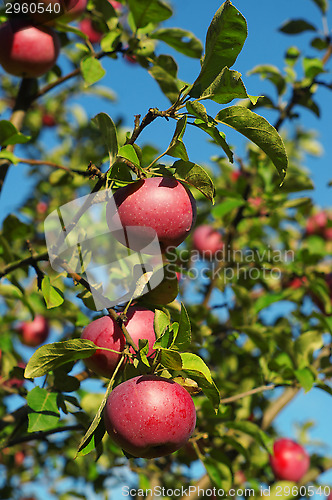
(0, 21, 60, 78)
(42, 113, 56, 127)
(124, 53, 137, 64)
(109, 0, 122, 9)
(270, 438, 310, 482)
(106, 177, 197, 253)
(81, 306, 156, 377)
(289, 276, 308, 290)
(78, 19, 103, 44)
(37, 201, 48, 214)
(3, 362, 26, 389)
(18, 315, 49, 347)
(192, 225, 223, 259)
(104, 374, 196, 458)
(306, 211, 328, 236)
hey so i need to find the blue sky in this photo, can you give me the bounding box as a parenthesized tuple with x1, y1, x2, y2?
(1, 0, 331, 497)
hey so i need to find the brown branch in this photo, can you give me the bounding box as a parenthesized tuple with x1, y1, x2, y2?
(220, 384, 275, 404)
(34, 49, 118, 100)
(0, 251, 49, 280)
(4, 424, 83, 448)
(16, 157, 88, 176)
(0, 78, 37, 194)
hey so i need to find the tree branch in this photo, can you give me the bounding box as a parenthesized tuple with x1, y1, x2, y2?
(4, 424, 84, 448)
(220, 384, 275, 404)
(261, 386, 300, 431)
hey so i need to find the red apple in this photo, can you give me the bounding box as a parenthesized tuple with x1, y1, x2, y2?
(18, 315, 49, 347)
(106, 177, 196, 253)
(289, 276, 308, 290)
(270, 438, 310, 482)
(3, 362, 26, 389)
(37, 201, 48, 214)
(192, 225, 223, 259)
(109, 0, 122, 9)
(0, 21, 60, 78)
(81, 306, 156, 377)
(104, 374, 196, 458)
(42, 113, 56, 127)
(14, 450, 25, 466)
(231, 170, 241, 183)
(306, 211, 328, 236)
(78, 19, 103, 44)
(124, 53, 137, 64)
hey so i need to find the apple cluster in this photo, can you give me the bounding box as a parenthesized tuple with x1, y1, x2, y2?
(81, 175, 198, 458)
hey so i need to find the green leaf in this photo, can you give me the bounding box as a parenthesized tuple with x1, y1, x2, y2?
(180, 352, 220, 408)
(92, 113, 118, 164)
(80, 57, 106, 87)
(204, 457, 232, 490)
(27, 387, 60, 432)
(0, 120, 30, 146)
(294, 368, 315, 393)
(192, 67, 259, 105)
(190, 1, 247, 99)
(138, 339, 150, 367)
(153, 326, 174, 349)
(193, 120, 234, 163)
(76, 419, 105, 458)
(303, 57, 325, 79)
(127, 0, 172, 29)
(279, 19, 317, 34)
(293, 331, 324, 368)
(186, 101, 210, 124)
(253, 292, 288, 314)
(100, 30, 121, 52)
(149, 58, 184, 103)
(76, 377, 114, 457)
(0, 151, 19, 163)
(215, 106, 288, 181)
(166, 116, 189, 161)
(117, 144, 141, 168)
(173, 303, 191, 351)
(151, 28, 203, 58)
(248, 64, 286, 95)
(153, 309, 170, 338)
(160, 349, 183, 370)
(25, 339, 97, 379)
(225, 421, 273, 452)
(41, 276, 64, 309)
(173, 159, 215, 202)
(212, 198, 244, 218)
(311, 0, 328, 14)
(108, 161, 133, 183)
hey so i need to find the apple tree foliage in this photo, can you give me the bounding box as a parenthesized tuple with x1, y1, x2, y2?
(0, 0, 332, 498)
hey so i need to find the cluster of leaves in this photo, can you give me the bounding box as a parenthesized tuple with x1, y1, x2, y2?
(0, 0, 331, 499)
